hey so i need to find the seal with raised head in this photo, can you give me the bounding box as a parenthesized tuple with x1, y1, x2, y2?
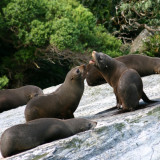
(0, 85, 44, 113)
(90, 51, 152, 111)
(0, 118, 97, 158)
(25, 64, 86, 121)
(86, 54, 160, 86)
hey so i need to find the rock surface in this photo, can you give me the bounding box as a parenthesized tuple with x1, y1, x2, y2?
(130, 29, 153, 53)
(0, 75, 160, 160)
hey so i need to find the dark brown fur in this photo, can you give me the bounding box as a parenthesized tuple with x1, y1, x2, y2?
(25, 65, 86, 121)
(0, 118, 97, 158)
(0, 85, 44, 113)
(86, 54, 160, 86)
(90, 51, 152, 111)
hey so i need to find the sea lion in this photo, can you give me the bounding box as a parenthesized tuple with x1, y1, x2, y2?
(0, 85, 44, 113)
(86, 54, 160, 86)
(89, 51, 152, 111)
(0, 118, 97, 158)
(25, 65, 86, 122)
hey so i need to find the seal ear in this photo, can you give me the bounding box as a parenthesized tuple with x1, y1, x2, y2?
(71, 76, 74, 80)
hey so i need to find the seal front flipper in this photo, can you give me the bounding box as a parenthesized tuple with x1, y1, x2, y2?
(142, 91, 157, 103)
(115, 94, 122, 109)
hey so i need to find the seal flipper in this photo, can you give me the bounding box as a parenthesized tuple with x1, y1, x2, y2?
(142, 91, 156, 103)
(121, 84, 139, 111)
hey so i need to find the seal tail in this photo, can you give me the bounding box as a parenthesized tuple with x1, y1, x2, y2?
(142, 91, 156, 103)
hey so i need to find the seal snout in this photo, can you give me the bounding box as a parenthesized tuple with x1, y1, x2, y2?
(89, 60, 95, 65)
(155, 66, 160, 74)
(92, 51, 96, 56)
(81, 64, 86, 70)
(79, 64, 86, 72)
(89, 51, 97, 65)
(93, 121, 97, 125)
(79, 64, 87, 78)
(92, 51, 96, 61)
(90, 121, 97, 129)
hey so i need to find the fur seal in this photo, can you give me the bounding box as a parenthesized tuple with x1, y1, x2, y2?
(0, 85, 44, 113)
(86, 54, 160, 86)
(0, 118, 97, 157)
(25, 65, 86, 121)
(89, 51, 152, 111)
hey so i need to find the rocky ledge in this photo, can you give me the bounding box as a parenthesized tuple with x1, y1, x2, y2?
(0, 75, 160, 160)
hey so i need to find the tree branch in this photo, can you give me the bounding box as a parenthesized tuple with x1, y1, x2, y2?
(135, 22, 160, 32)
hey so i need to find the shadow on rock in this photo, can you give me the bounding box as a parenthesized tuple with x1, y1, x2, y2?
(95, 98, 160, 118)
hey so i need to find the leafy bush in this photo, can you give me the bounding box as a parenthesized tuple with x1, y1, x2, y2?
(78, 0, 121, 31)
(15, 47, 36, 63)
(0, 76, 9, 89)
(144, 34, 160, 57)
(2, 0, 122, 53)
(0, 0, 122, 88)
(112, 0, 160, 42)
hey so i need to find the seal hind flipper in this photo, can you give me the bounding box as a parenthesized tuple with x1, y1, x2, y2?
(142, 91, 156, 103)
(120, 84, 139, 111)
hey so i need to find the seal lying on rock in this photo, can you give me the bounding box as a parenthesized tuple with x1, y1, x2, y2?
(0, 85, 44, 113)
(86, 54, 160, 86)
(25, 65, 86, 121)
(0, 118, 97, 158)
(90, 51, 153, 111)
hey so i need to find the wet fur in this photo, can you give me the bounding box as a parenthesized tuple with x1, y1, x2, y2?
(90, 51, 152, 111)
(87, 54, 160, 86)
(0, 118, 96, 157)
(25, 65, 86, 121)
(0, 85, 43, 113)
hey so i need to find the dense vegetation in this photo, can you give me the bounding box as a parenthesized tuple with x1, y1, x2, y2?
(0, 0, 159, 89)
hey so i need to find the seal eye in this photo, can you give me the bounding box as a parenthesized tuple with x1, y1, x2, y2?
(76, 69, 80, 74)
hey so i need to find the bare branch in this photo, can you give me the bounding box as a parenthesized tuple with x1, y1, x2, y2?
(135, 22, 160, 32)
(34, 45, 90, 67)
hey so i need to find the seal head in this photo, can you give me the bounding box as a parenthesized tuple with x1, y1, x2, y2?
(89, 51, 112, 71)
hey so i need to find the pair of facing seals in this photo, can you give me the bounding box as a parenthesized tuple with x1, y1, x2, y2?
(90, 51, 152, 111)
(87, 54, 160, 86)
(25, 65, 86, 121)
(0, 85, 43, 113)
(0, 118, 97, 157)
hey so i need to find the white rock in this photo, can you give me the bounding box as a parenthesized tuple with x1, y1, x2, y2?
(0, 75, 160, 160)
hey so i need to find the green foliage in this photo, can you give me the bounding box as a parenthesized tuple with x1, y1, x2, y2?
(1, 0, 122, 51)
(0, 0, 123, 88)
(0, 13, 5, 31)
(14, 73, 24, 82)
(79, 0, 112, 22)
(118, 0, 160, 25)
(27, 20, 50, 46)
(144, 34, 160, 57)
(3, 0, 47, 46)
(50, 18, 81, 51)
(0, 76, 9, 89)
(14, 47, 36, 63)
(2, 0, 159, 88)
(78, 0, 121, 31)
(113, 0, 160, 42)
(92, 26, 123, 57)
